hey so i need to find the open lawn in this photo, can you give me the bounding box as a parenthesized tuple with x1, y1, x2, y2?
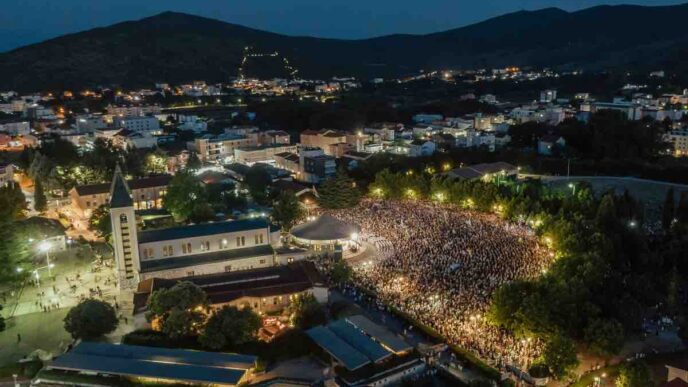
(0, 309, 71, 365)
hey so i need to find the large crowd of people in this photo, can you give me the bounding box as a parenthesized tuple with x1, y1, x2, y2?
(329, 199, 554, 370)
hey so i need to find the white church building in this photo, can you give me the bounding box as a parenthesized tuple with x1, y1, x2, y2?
(108, 167, 283, 289)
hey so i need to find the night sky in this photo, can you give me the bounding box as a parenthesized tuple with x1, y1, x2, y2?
(0, 0, 684, 52)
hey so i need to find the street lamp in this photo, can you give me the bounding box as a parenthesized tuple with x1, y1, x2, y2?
(568, 182, 576, 196)
(38, 241, 52, 277)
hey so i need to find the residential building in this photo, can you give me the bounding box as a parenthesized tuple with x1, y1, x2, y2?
(0, 163, 14, 186)
(300, 129, 348, 157)
(68, 175, 171, 228)
(412, 113, 443, 124)
(537, 135, 566, 156)
(113, 129, 157, 149)
(113, 116, 160, 132)
(107, 104, 162, 117)
(540, 89, 557, 103)
(193, 133, 257, 164)
(274, 147, 336, 184)
(669, 128, 688, 157)
(233, 144, 298, 165)
(409, 140, 436, 157)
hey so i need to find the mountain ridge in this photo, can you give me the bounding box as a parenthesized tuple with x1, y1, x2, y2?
(2, 3, 688, 91)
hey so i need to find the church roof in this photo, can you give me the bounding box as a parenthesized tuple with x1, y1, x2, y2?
(290, 215, 360, 241)
(138, 244, 275, 274)
(137, 218, 269, 244)
(109, 166, 133, 208)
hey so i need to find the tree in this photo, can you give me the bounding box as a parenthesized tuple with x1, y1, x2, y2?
(0, 304, 5, 332)
(244, 164, 271, 204)
(0, 184, 26, 221)
(163, 170, 206, 222)
(584, 318, 624, 357)
(147, 281, 208, 339)
(144, 149, 168, 175)
(186, 152, 202, 171)
(615, 361, 652, 387)
(542, 334, 579, 379)
(63, 299, 118, 340)
(329, 260, 353, 285)
(288, 293, 327, 329)
(33, 178, 47, 213)
(662, 188, 675, 231)
(199, 306, 261, 350)
(318, 170, 361, 209)
(271, 192, 303, 232)
(88, 204, 112, 240)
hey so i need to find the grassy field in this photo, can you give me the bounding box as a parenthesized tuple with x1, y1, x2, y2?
(0, 309, 72, 365)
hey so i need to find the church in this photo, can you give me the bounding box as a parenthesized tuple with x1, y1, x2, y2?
(108, 167, 285, 289)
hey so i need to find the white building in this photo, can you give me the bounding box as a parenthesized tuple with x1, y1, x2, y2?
(540, 90, 557, 103)
(114, 116, 160, 133)
(109, 167, 281, 289)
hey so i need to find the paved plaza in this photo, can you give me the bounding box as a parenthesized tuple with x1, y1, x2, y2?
(0, 244, 134, 366)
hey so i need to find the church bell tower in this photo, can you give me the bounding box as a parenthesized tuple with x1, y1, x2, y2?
(109, 166, 141, 289)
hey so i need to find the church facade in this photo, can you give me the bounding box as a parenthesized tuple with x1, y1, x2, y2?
(108, 168, 281, 289)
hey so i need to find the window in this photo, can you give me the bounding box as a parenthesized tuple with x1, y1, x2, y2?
(287, 257, 294, 263)
(224, 265, 232, 272)
(86, 201, 91, 208)
(120, 214, 128, 223)
(186, 271, 195, 277)
(254, 234, 264, 244)
(241, 236, 245, 246)
(201, 241, 210, 251)
(259, 259, 266, 264)
(236, 236, 246, 247)
(182, 243, 192, 254)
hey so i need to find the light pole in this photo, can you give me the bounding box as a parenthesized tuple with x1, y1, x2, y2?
(568, 182, 576, 196)
(39, 241, 52, 277)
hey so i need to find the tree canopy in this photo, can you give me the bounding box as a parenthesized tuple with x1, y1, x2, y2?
(317, 170, 362, 209)
(63, 299, 118, 340)
(147, 281, 208, 339)
(162, 170, 210, 222)
(198, 306, 261, 350)
(288, 293, 327, 329)
(271, 192, 303, 232)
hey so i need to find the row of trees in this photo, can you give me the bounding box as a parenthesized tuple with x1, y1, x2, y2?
(142, 281, 326, 351)
(508, 110, 670, 160)
(368, 168, 687, 379)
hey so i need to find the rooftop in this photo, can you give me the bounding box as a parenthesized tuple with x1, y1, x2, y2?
(75, 174, 172, 196)
(290, 215, 360, 241)
(135, 260, 325, 312)
(139, 244, 274, 274)
(47, 342, 256, 386)
(137, 218, 269, 244)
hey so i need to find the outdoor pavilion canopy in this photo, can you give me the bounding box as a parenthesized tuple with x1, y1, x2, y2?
(290, 214, 360, 242)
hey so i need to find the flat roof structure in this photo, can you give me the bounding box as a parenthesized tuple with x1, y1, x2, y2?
(328, 320, 392, 363)
(47, 342, 256, 386)
(346, 315, 413, 354)
(306, 317, 409, 371)
(306, 326, 371, 371)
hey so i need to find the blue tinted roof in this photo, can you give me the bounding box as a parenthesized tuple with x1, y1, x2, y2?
(328, 320, 391, 362)
(48, 342, 256, 386)
(137, 218, 269, 243)
(306, 326, 370, 370)
(346, 315, 412, 354)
